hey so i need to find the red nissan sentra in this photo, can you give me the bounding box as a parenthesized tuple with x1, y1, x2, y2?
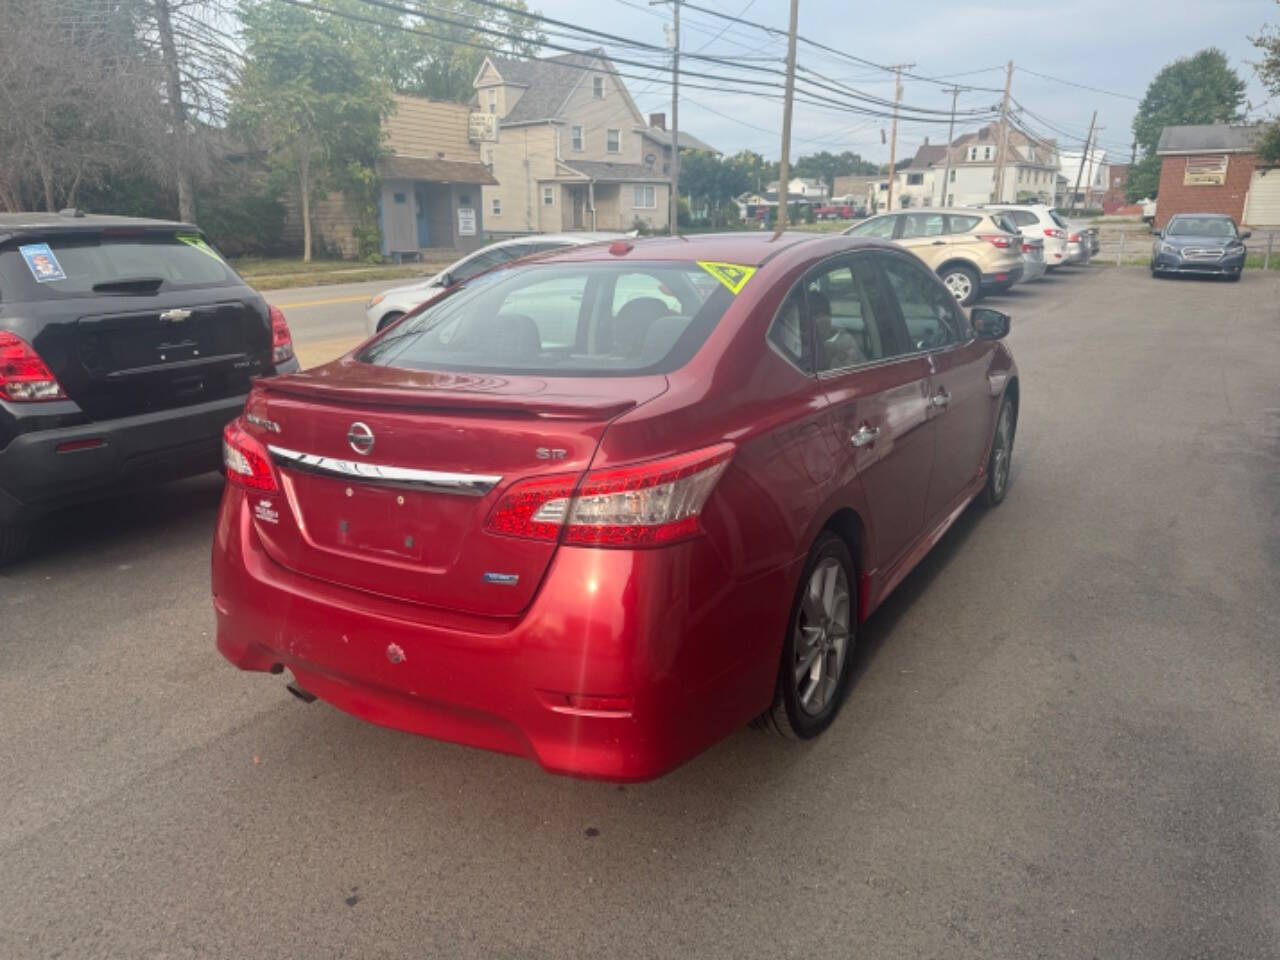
(212, 233, 1018, 781)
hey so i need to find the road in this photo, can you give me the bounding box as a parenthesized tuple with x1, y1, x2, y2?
(3, 267, 1279, 958)
(265, 278, 395, 367)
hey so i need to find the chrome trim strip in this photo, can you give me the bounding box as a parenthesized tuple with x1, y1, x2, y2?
(267, 445, 502, 496)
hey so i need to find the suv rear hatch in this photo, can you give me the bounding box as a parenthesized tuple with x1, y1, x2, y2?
(246, 366, 667, 616)
(0, 227, 272, 419)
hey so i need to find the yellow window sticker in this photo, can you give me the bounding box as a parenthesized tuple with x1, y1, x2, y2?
(697, 260, 757, 295)
(176, 233, 224, 262)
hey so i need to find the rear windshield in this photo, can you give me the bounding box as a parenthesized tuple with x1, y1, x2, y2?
(0, 232, 239, 302)
(1166, 217, 1237, 237)
(358, 261, 735, 376)
(1048, 210, 1069, 229)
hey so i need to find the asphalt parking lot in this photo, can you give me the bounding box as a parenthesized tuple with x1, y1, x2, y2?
(3, 266, 1279, 959)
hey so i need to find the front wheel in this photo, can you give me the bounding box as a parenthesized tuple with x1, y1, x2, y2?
(939, 264, 980, 306)
(761, 532, 857, 740)
(981, 395, 1017, 507)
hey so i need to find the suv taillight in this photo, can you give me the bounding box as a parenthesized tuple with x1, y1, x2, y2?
(268, 305, 294, 364)
(1044, 227, 1066, 239)
(222, 418, 278, 492)
(485, 444, 733, 547)
(1068, 232, 1081, 243)
(978, 234, 1013, 249)
(0, 332, 66, 402)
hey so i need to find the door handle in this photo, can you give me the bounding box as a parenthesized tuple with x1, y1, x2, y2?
(930, 390, 950, 408)
(850, 425, 881, 448)
(931, 240, 946, 245)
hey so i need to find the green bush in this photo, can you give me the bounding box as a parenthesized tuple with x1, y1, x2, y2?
(195, 184, 286, 258)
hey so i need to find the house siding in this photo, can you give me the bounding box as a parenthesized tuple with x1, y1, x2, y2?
(1155, 153, 1257, 228)
(384, 96, 475, 160)
(559, 70, 644, 165)
(486, 125, 558, 234)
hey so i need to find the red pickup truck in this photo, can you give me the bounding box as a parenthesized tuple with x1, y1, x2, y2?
(814, 204, 858, 220)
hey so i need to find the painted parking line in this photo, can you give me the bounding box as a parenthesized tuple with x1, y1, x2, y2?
(272, 294, 371, 309)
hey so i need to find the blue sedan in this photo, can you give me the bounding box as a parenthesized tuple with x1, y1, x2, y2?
(1151, 213, 1250, 280)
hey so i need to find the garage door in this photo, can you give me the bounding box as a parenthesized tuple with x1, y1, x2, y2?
(1243, 169, 1280, 226)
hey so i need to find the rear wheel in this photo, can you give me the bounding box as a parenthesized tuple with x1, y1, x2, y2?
(762, 532, 857, 740)
(0, 522, 31, 566)
(376, 311, 405, 332)
(981, 395, 1017, 507)
(939, 264, 980, 306)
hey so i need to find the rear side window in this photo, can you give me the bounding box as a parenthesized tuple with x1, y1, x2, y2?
(899, 213, 946, 238)
(803, 261, 889, 372)
(767, 286, 811, 374)
(1011, 210, 1038, 227)
(947, 215, 981, 233)
(359, 261, 733, 376)
(0, 233, 237, 301)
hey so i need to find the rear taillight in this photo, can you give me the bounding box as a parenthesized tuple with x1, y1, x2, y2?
(1068, 232, 1081, 243)
(978, 234, 1012, 249)
(485, 444, 733, 547)
(222, 418, 278, 492)
(1044, 227, 1066, 239)
(268, 305, 294, 365)
(1020, 242, 1036, 254)
(0, 332, 66, 402)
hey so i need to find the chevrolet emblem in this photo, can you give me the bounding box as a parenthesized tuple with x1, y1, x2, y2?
(160, 308, 192, 322)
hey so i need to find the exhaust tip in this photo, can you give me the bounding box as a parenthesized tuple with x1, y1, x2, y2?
(286, 681, 317, 704)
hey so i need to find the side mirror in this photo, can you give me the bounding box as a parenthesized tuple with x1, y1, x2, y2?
(1240, 230, 1252, 240)
(971, 307, 1011, 341)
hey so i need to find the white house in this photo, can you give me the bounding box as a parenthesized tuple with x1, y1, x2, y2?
(1058, 147, 1108, 208)
(934, 122, 1060, 207)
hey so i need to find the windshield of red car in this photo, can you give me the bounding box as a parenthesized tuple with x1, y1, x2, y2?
(357, 261, 734, 376)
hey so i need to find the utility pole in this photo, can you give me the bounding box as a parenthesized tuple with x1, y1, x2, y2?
(1069, 110, 1097, 215)
(939, 85, 963, 207)
(993, 60, 1014, 202)
(884, 63, 913, 212)
(652, 0, 680, 234)
(773, 0, 800, 237)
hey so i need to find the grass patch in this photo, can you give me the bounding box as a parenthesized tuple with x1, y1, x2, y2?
(230, 256, 454, 291)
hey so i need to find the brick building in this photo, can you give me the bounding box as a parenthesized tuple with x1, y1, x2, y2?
(1153, 124, 1264, 229)
(1101, 163, 1130, 214)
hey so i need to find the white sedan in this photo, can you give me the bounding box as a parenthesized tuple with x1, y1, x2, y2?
(364, 232, 624, 335)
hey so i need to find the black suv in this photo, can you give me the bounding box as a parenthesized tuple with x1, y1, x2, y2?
(0, 212, 297, 563)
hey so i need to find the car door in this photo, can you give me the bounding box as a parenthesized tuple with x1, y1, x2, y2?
(805, 254, 935, 574)
(894, 212, 949, 272)
(876, 252, 996, 525)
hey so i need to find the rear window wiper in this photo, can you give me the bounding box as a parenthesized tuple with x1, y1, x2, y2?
(91, 277, 165, 294)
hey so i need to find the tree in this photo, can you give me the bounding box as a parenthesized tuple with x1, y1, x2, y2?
(1253, 8, 1280, 165)
(1126, 48, 1246, 201)
(231, 0, 393, 261)
(0, 0, 164, 212)
(793, 150, 878, 193)
(138, 0, 242, 222)
(723, 150, 777, 195)
(679, 150, 750, 226)
(386, 0, 544, 102)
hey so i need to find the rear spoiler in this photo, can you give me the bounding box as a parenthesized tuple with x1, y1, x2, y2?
(259, 374, 639, 421)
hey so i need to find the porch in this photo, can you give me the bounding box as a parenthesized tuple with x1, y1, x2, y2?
(376, 156, 497, 261)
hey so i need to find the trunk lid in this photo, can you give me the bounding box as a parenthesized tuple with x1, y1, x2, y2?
(247, 363, 668, 616)
(66, 298, 270, 419)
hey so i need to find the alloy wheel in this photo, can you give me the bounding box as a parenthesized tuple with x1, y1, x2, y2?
(943, 271, 973, 302)
(793, 558, 851, 716)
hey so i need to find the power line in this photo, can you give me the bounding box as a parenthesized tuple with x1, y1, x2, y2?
(1015, 65, 1141, 102)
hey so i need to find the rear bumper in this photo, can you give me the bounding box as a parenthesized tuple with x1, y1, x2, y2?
(211, 489, 791, 781)
(0, 393, 248, 523)
(1017, 258, 1046, 283)
(980, 264, 1023, 290)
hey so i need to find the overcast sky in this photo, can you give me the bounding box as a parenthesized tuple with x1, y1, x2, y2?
(539, 0, 1276, 166)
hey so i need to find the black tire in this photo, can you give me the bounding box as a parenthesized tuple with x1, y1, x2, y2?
(761, 532, 857, 740)
(376, 310, 405, 332)
(939, 264, 980, 306)
(0, 522, 31, 567)
(981, 394, 1017, 508)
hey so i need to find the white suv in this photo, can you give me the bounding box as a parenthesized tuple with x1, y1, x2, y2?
(364, 232, 623, 334)
(982, 204, 1071, 269)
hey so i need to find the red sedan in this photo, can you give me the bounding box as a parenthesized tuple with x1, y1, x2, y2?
(213, 233, 1019, 781)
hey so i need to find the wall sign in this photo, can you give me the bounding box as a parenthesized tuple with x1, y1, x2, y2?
(457, 207, 477, 236)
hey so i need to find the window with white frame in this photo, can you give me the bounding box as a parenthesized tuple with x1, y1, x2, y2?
(607, 128, 620, 153)
(633, 185, 656, 208)
(543, 186, 554, 206)
(491, 197, 501, 216)
(487, 90, 497, 114)
(949, 168, 956, 182)
(593, 76, 605, 98)
(983, 146, 992, 160)
(571, 126, 583, 151)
